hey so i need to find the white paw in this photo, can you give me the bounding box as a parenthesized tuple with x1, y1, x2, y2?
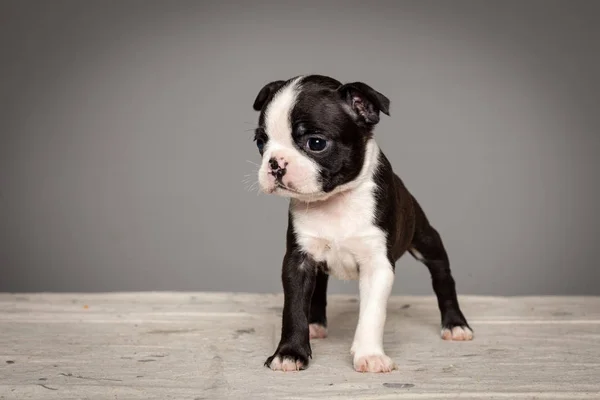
(353, 354, 396, 373)
(268, 355, 305, 372)
(309, 323, 328, 339)
(441, 326, 474, 341)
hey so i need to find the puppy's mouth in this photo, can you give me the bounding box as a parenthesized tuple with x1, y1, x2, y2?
(261, 175, 324, 200)
(275, 181, 298, 193)
(272, 182, 327, 202)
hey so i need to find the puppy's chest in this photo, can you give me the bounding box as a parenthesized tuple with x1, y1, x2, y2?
(291, 187, 385, 280)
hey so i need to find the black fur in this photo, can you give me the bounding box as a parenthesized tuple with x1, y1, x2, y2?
(254, 75, 388, 194)
(252, 80, 286, 111)
(290, 82, 366, 193)
(252, 75, 471, 370)
(309, 270, 329, 328)
(373, 151, 471, 331)
(338, 82, 390, 126)
(264, 213, 316, 370)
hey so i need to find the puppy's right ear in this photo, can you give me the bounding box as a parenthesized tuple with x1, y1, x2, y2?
(338, 82, 390, 126)
(252, 80, 286, 111)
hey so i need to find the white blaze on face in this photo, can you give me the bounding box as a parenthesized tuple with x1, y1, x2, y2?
(257, 77, 322, 198)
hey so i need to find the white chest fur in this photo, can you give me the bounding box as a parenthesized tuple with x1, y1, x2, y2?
(290, 143, 387, 280)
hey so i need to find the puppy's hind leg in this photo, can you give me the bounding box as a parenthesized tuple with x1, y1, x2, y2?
(409, 197, 473, 341)
(309, 269, 329, 339)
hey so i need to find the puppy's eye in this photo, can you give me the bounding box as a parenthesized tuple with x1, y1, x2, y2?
(306, 137, 328, 152)
(256, 138, 265, 154)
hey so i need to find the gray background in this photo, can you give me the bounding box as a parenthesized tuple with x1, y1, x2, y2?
(1, 0, 599, 295)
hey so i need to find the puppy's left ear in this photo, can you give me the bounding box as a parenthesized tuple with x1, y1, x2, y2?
(338, 82, 390, 126)
(252, 80, 286, 111)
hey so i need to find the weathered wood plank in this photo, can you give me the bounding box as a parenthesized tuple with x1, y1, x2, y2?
(2, 293, 599, 320)
(1, 293, 599, 399)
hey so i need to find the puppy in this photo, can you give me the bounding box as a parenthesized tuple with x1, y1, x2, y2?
(250, 75, 473, 373)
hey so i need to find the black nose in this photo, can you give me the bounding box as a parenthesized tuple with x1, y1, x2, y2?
(269, 158, 287, 178)
(276, 168, 286, 178)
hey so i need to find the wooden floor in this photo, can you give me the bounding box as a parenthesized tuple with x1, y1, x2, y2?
(1, 292, 599, 399)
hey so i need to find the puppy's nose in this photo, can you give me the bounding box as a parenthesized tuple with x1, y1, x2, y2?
(269, 158, 280, 170)
(269, 157, 287, 178)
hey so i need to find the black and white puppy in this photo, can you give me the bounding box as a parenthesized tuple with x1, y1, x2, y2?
(251, 75, 473, 373)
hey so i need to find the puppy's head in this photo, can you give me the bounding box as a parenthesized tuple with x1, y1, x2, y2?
(251, 75, 390, 202)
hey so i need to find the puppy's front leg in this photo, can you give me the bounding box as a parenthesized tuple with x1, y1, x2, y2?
(265, 251, 317, 371)
(351, 256, 396, 373)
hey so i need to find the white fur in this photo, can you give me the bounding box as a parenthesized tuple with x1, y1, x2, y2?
(291, 141, 383, 280)
(350, 260, 396, 372)
(258, 76, 322, 196)
(409, 247, 425, 262)
(290, 141, 396, 372)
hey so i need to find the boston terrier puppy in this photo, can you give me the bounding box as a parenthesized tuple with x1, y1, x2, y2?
(250, 75, 473, 373)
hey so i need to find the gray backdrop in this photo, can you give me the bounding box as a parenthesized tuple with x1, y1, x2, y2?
(1, 0, 599, 295)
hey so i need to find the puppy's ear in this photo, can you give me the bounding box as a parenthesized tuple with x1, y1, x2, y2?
(338, 82, 390, 125)
(252, 80, 286, 111)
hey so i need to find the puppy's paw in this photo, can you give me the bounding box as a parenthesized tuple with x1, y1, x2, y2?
(309, 323, 327, 339)
(441, 310, 473, 341)
(441, 325, 474, 341)
(265, 345, 311, 372)
(266, 354, 306, 371)
(353, 353, 396, 373)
